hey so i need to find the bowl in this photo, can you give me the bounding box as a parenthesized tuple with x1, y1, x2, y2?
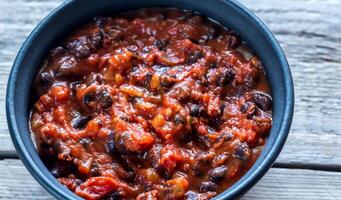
(6, 0, 294, 199)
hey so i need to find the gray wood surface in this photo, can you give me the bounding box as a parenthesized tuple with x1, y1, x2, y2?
(0, 0, 341, 199)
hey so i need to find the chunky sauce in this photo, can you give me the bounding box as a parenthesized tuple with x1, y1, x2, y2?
(30, 8, 272, 200)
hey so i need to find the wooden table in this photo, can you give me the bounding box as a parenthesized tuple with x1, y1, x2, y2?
(1, 0, 340, 199)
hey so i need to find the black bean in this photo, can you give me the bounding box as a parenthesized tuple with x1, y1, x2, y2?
(49, 163, 69, 178)
(195, 151, 216, 163)
(205, 69, 215, 84)
(106, 132, 116, 154)
(79, 138, 92, 148)
(115, 132, 129, 154)
(143, 72, 153, 87)
(187, 15, 204, 24)
(174, 114, 185, 125)
(67, 38, 91, 59)
(148, 144, 162, 169)
(193, 151, 215, 174)
(212, 153, 229, 167)
(222, 68, 235, 85)
(106, 141, 116, 154)
(209, 166, 228, 181)
(126, 171, 135, 181)
(83, 89, 113, 110)
(142, 46, 152, 53)
(75, 44, 91, 59)
(126, 45, 138, 53)
(83, 91, 95, 105)
(208, 118, 223, 127)
(190, 105, 200, 117)
(209, 62, 218, 69)
(108, 28, 124, 42)
(200, 181, 218, 192)
(197, 135, 211, 149)
(186, 191, 199, 200)
(240, 103, 248, 114)
(226, 32, 240, 49)
(187, 51, 203, 64)
(234, 142, 251, 162)
(50, 46, 64, 58)
(105, 191, 121, 200)
(220, 103, 226, 114)
(50, 167, 63, 178)
(189, 104, 205, 117)
(181, 131, 194, 144)
(72, 116, 92, 129)
(212, 131, 233, 150)
(217, 131, 232, 143)
(253, 92, 272, 111)
(159, 73, 175, 88)
(94, 17, 107, 27)
(99, 90, 113, 109)
(217, 68, 235, 86)
(40, 72, 54, 88)
(154, 39, 169, 50)
(240, 102, 257, 119)
(89, 29, 104, 49)
(207, 127, 216, 135)
(70, 81, 82, 97)
(90, 163, 100, 176)
(86, 73, 103, 86)
(59, 56, 77, 74)
(117, 112, 131, 122)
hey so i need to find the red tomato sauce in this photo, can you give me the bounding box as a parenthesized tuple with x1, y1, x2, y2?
(30, 8, 272, 200)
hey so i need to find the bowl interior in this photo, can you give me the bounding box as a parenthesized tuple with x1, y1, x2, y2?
(7, 0, 293, 199)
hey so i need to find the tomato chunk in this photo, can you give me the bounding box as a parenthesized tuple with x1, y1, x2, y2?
(75, 177, 119, 200)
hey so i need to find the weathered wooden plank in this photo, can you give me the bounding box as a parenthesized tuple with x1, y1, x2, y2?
(243, 167, 341, 200)
(239, 0, 341, 166)
(0, 0, 63, 153)
(0, 159, 54, 199)
(1, 0, 341, 168)
(240, 0, 341, 136)
(0, 159, 340, 200)
(277, 132, 341, 166)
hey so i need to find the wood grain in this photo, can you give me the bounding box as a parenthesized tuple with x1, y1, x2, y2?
(0, 0, 341, 172)
(0, 0, 63, 154)
(239, 0, 341, 136)
(239, 0, 341, 166)
(0, 159, 340, 200)
(244, 167, 341, 200)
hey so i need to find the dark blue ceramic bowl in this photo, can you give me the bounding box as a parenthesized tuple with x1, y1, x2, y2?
(6, 0, 294, 199)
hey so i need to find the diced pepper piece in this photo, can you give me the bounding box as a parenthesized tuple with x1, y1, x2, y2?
(119, 84, 145, 97)
(150, 74, 160, 90)
(75, 177, 119, 200)
(151, 114, 166, 129)
(159, 144, 184, 174)
(164, 177, 189, 199)
(49, 85, 70, 102)
(114, 119, 155, 152)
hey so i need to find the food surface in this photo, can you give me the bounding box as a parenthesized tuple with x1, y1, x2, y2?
(30, 8, 272, 200)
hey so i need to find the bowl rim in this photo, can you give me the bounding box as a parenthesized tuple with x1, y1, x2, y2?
(6, 0, 294, 199)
